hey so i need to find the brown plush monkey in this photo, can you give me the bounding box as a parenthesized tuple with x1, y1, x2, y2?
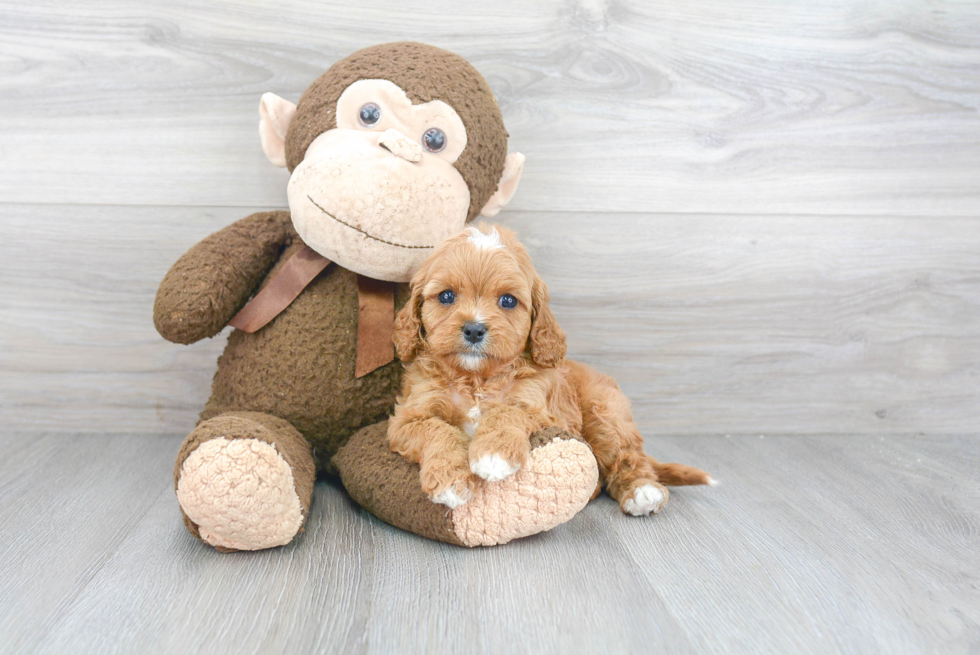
(156, 42, 599, 551)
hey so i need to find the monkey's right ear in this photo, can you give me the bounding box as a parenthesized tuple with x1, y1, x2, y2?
(480, 152, 525, 217)
(259, 92, 297, 168)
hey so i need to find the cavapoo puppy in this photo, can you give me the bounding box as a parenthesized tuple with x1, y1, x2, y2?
(389, 224, 713, 515)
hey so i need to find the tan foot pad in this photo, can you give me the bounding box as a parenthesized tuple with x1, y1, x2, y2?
(452, 436, 599, 547)
(176, 437, 304, 551)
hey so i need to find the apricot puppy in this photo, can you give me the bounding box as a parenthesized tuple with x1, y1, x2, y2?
(388, 224, 713, 513)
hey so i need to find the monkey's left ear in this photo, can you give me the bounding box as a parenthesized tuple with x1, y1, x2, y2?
(479, 152, 525, 217)
(259, 92, 297, 168)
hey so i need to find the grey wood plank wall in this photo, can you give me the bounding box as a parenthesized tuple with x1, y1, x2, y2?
(1, 0, 978, 436)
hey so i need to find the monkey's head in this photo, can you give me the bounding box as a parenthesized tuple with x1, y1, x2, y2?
(259, 42, 524, 282)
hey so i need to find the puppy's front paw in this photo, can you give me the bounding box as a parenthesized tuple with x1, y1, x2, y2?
(421, 464, 475, 509)
(621, 482, 669, 516)
(468, 433, 527, 482)
(431, 484, 471, 509)
(470, 454, 521, 482)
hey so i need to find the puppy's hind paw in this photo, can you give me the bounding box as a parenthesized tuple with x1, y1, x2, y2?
(622, 482, 669, 516)
(470, 454, 521, 482)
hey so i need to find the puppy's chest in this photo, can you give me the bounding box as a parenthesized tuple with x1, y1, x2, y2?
(450, 386, 509, 437)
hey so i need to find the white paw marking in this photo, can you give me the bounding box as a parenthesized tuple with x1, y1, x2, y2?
(466, 226, 505, 250)
(624, 484, 665, 516)
(471, 454, 521, 482)
(431, 486, 470, 509)
(706, 476, 719, 486)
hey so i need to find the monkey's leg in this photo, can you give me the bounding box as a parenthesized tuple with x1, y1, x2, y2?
(334, 423, 598, 547)
(174, 411, 315, 552)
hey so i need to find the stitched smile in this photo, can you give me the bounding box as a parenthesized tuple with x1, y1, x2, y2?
(307, 196, 435, 250)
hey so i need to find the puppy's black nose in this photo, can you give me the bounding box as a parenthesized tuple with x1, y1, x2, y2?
(463, 321, 487, 344)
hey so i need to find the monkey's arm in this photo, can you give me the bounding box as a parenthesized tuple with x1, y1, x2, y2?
(153, 210, 294, 344)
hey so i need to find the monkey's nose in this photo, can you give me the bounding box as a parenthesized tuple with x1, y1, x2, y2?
(462, 321, 488, 345)
(377, 129, 422, 163)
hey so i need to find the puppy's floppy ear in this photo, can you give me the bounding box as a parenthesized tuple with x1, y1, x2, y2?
(528, 274, 567, 368)
(394, 261, 429, 362)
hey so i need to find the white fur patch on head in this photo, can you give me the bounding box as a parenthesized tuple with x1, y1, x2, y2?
(466, 226, 505, 251)
(471, 454, 521, 482)
(623, 484, 667, 516)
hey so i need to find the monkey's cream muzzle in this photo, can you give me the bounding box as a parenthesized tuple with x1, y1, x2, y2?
(287, 128, 470, 282)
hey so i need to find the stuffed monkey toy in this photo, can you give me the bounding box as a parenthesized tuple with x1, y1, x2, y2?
(155, 42, 600, 551)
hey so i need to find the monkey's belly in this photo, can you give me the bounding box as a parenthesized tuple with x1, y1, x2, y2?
(200, 264, 405, 473)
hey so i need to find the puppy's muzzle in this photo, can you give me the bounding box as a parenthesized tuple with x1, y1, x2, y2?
(462, 321, 488, 345)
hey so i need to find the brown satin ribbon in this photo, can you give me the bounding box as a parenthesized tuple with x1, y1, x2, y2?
(354, 275, 396, 378)
(229, 245, 331, 333)
(227, 245, 395, 378)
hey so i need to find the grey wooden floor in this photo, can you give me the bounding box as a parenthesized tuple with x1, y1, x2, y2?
(1, 433, 977, 654)
(2, 0, 980, 653)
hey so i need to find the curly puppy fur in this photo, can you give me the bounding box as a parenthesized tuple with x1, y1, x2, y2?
(388, 224, 712, 513)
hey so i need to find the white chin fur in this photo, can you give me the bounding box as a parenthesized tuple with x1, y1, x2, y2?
(458, 353, 485, 371)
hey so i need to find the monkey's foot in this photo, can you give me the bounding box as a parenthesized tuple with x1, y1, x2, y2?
(174, 412, 315, 552)
(451, 430, 598, 546)
(335, 424, 598, 547)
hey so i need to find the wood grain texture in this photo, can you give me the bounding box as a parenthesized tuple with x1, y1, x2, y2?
(0, 434, 176, 653)
(2, 204, 978, 436)
(2, 3, 979, 651)
(0, 0, 978, 215)
(1, 433, 976, 654)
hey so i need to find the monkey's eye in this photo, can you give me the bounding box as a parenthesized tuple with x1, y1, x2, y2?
(422, 127, 446, 153)
(358, 103, 381, 127)
(498, 294, 517, 309)
(438, 290, 456, 305)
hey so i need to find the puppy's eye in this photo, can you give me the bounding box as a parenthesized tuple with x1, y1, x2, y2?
(422, 128, 446, 153)
(438, 290, 456, 305)
(359, 103, 381, 127)
(498, 294, 517, 309)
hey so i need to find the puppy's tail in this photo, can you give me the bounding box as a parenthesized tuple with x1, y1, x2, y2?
(654, 462, 717, 487)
